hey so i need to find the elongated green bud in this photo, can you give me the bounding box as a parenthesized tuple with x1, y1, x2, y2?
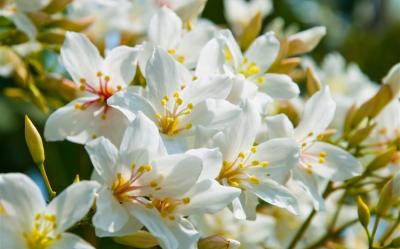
(114, 231, 158, 248)
(356, 196, 370, 229)
(198, 235, 240, 249)
(377, 173, 400, 216)
(25, 115, 45, 165)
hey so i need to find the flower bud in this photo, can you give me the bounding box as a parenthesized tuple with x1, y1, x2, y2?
(348, 124, 376, 148)
(356, 196, 370, 229)
(383, 63, 400, 97)
(25, 115, 45, 165)
(366, 147, 397, 172)
(288, 26, 326, 56)
(239, 12, 262, 50)
(114, 230, 159, 248)
(306, 67, 321, 96)
(198, 235, 240, 249)
(377, 172, 400, 216)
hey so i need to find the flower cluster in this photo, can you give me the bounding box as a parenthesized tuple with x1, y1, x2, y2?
(1, 0, 399, 249)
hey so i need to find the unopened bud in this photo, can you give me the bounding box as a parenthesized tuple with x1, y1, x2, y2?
(377, 172, 400, 216)
(306, 67, 321, 96)
(383, 63, 400, 97)
(356, 196, 370, 229)
(25, 115, 45, 165)
(198, 235, 240, 249)
(366, 147, 397, 172)
(114, 230, 159, 248)
(348, 124, 376, 148)
(239, 12, 262, 50)
(287, 26, 326, 56)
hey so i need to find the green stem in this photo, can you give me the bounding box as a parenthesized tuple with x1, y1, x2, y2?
(380, 213, 400, 246)
(286, 183, 333, 249)
(370, 215, 381, 248)
(38, 163, 56, 199)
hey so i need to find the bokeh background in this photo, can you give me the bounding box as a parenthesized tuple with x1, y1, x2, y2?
(1, 0, 399, 248)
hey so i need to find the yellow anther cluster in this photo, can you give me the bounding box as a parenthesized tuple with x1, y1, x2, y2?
(256, 76, 265, 85)
(91, 133, 97, 139)
(318, 151, 327, 164)
(177, 56, 185, 64)
(251, 160, 259, 166)
(96, 71, 103, 77)
(139, 164, 152, 172)
(249, 175, 260, 185)
(251, 146, 257, 153)
(104, 75, 110, 81)
(168, 49, 177, 55)
(261, 161, 269, 167)
(224, 48, 233, 61)
(182, 197, 191, 204)
(156, 93, 194, 136)
(238, 152, 246, 158)
(25, 213, 60, 249)
(240, 61, 261, 78)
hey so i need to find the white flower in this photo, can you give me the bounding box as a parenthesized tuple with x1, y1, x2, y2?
(44, 32, 139, 146)
(302, 53, 377, 129)
(197, 29, 299, 107)
(86, 112, 240, 249)
(0, 0, 49, 39)
(193, 100, 300, 218)
(266, 87, 363, 210)
(109, 47, 240, 153)
(191, 208, 275, 249)
(160, 0, 208, 22)
(224, 0, 273, 35)
(0, 173, 98, 249)
(142, 7, 215, 69)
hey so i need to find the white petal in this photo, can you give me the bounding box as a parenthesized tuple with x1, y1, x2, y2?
(383, 63, 400, 96)
(265, 114, 294, 139)
(0, 173, 45, 229)
(146, 48, 181, 105)
(92, 188, 130, 234)
(119, 112, 167, 166)
(44, 97, 98, 143)
(10, 12, 37, 40)
(85, 107, 130, 147)
(85, 137, 118, 185)
(127, 203, 178, 249)
(259, 73, 300, 99)
(292, 167, 325, 210)
(152, 154, 202, 197)
(0, 216, 27, 249)
(60, 32, 102, 85)
(169, 218, 200, 249)
(223, 100, 260, 162)
(195, 38, 225, 77)
(47, 181, 99, 232)
(94, 215, 143, 237)
(178, 180, 240, 215)
(181, 75, 233, 105)
(231, 195, 246, 220)
(288, 26, 327, 55)
(188, 99, 241, 131)
(103, 46, 139, 87)
(226, 76, 258, 105)
(252, 138, 299, 170)
(294, 86, 336, 141)
(49, 233, 94, 249)
(149, 7, 182, 49)
(304, 142, 362, 181)
(108, 90, 156, 122)
(245, 32, 280, 72)
(186, 148, 223, 181)
(244, 179, 299, 215)
(219, 29, 243, 70)
(177, 21, 216, 69)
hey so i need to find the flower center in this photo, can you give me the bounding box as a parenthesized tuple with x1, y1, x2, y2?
(239, 57, 261, 78)
(156, 92, 193, 136)
(217, 146, 269, 188)
(112, 164, 154, 203)
(24, 213, 60, 249)
(74, 71, 123, 120)
(148, 197, 191, 220)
